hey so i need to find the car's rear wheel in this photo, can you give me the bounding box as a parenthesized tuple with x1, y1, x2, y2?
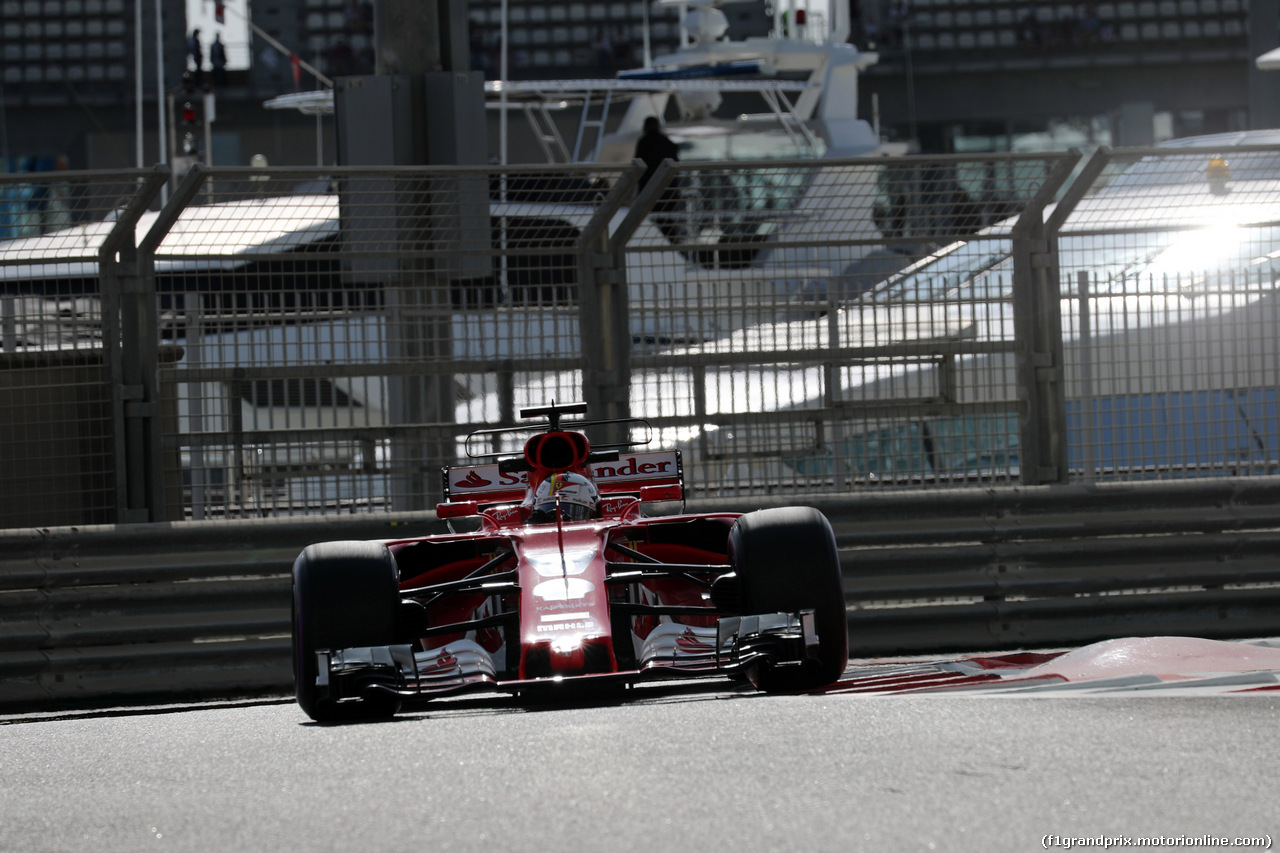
(292, 540, 402, 722)
(729, 507, 849, 692)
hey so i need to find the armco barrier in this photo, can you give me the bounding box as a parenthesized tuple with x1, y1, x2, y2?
(4, 477, 1280, 712)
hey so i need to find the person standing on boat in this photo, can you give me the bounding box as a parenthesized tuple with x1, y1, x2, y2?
(636, 116, 683, 236)
(636, 116, 678, 186)
(636, 115, 680, 203)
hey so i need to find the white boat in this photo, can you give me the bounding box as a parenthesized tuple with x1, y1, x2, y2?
(268, 0, 887, 163)
(263, 0, 909, 343)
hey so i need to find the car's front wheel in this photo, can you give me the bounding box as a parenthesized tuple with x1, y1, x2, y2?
(729, 507, 849, 692)
(292, 540, 402, 722)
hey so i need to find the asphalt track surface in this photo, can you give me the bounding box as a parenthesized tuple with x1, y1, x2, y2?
(3, 654, 1278, 853)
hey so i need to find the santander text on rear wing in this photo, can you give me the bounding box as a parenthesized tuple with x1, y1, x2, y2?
(443, 450, 683, 506)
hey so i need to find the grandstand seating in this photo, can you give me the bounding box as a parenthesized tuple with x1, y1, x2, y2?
(858, 0, 1249, 56)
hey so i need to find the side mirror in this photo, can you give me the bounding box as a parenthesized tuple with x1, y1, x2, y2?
(639, 484, 683, 502)
(436, 500, 479, 519)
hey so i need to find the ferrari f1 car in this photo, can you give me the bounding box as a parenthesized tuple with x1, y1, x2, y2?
(291, 402, 849, 721)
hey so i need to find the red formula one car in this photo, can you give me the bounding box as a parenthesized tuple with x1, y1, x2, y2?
(291, 403, 848, 721)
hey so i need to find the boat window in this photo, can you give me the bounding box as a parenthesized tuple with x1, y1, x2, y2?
(677, 129, 824, 162)
(649, 165, 809, 270)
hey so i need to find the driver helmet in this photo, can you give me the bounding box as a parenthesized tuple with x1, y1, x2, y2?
(531, 472, 599, 522)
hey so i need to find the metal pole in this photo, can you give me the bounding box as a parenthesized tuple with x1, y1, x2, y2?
(1078, 269, 1094, 483)
(0, 78, 8, 166)
(1010, 156, 1076, 486)
(154, 0, 167, 202)
(642, 0, 652, 68)
(185, 292, 206, 520)
(832, 0, 850, 42)
(904, 22, 918, 145)
(240, 10, 334, 87)
(1, 296, 15, 350)
(135, 0, 144, 168)
(203, 93, 214, 168)
(500, 0, 508, 165)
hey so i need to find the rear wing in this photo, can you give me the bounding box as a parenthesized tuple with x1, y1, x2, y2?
(443, 449, 683, 506)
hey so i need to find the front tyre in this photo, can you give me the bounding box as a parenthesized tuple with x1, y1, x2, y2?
(729, 507, 849, 692)
(292, 540, 402, 722)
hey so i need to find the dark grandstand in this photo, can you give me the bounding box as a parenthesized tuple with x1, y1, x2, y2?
(0, 0, 1276, 168)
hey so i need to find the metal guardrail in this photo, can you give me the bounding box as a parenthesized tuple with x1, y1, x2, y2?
(4, 477, 1280, 711)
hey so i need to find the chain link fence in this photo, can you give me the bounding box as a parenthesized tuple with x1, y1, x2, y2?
(0, 167, 168, 526)
(2, 146, 1278, 526)
(624, 153, 1072, 493)
(1056, 144, 1280, 481)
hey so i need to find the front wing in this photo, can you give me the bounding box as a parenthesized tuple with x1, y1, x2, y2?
(312, 610, 820, 706)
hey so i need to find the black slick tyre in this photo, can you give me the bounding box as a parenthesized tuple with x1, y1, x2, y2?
(292, 540, 402, 722)
(728, 507, 849, 692)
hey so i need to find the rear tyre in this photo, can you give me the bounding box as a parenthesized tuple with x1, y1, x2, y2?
(729, 507, 849, 692)
(292, 540, 402, 722)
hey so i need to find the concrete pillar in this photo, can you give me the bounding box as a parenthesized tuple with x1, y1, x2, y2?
(334, 0, 487, 509)
(1249, 0, 1280, 130)
(1114, 102, 1155, 147)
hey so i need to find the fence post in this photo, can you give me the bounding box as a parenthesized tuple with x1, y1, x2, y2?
(98, 166, 170, 522)
(1041, 148, 1112, 485)
(137, 166, 212, 519)
(577, 166, 643, 443)
(1010, 155, 1079, 486)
